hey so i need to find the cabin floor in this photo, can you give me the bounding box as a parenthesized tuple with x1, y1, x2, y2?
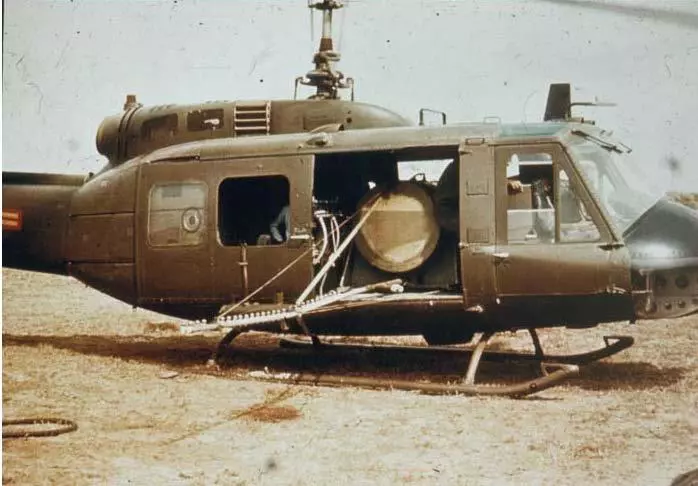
(3, 268, 697, 485)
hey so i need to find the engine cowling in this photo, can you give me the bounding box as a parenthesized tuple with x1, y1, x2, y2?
(96, 98, 411, 165)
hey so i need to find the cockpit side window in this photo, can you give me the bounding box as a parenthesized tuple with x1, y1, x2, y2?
(502, 150, 600, 244)
(558, 169, 601, 243)
(505, 153, 555, 244)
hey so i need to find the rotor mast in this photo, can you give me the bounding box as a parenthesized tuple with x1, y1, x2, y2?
(296, 0, 354, 100)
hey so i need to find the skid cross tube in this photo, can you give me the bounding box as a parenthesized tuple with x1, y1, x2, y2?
(463, 332, 494, 385)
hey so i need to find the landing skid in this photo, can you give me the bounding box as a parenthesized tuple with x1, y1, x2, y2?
(279, 332, 635, 367)
(210, 327, 588, 398)
(245, 364, 578, 398)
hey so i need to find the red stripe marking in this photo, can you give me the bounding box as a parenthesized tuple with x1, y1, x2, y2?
(2, 209, 23, 231)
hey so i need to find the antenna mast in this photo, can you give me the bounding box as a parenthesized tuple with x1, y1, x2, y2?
(295, 0, 354, 100)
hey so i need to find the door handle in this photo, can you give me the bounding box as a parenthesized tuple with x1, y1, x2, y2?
(493, 252, 510, 264)
(599, 242, 625, 251)
(288, 233, 312, 248)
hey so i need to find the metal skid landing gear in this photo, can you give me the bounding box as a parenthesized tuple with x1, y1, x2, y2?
(211, 326, 579, 397)
(452, 330, 579, 396)
(206, 321, 284, 368)
(287, 330, 579, 397)
(280, 330, 634, 367)
(462, 332, 494, 385)
(205, 294, 633, 397)
(206, 327, 244, 368)
(278, 329, 636, 396)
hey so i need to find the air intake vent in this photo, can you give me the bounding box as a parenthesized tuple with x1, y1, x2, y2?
(233, 101, 271, 136)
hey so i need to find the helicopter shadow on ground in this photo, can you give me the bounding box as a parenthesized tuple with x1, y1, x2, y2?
(2, 332, 687, 392)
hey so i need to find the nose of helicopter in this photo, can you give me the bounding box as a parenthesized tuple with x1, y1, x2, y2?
(625, 198, 698, 319)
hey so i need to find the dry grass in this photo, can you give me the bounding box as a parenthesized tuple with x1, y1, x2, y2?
(143, 321, 182, 333)
(3, 268, 698, 485)
(668, 192, 698, 209)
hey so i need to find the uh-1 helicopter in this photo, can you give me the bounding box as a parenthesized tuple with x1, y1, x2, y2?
(3, 0, 698, 398)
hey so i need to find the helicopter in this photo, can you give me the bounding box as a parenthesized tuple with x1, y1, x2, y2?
(3, 0, 698, 397)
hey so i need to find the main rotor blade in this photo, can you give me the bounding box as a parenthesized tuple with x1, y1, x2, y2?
(537, 0, 698, 29)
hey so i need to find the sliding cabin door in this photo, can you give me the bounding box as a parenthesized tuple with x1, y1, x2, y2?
(212, 155, 314, 305)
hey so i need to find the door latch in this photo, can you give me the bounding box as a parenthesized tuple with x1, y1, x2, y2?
(493, 252, 510, 264)
(288, 233, 312, 248)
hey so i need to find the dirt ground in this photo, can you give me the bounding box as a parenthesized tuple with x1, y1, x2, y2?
(2, 268, 697, 485)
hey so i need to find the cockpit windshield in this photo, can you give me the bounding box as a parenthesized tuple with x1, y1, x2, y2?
(565, 130, 663, 233)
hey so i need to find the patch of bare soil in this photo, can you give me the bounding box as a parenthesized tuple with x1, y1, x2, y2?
(237, 402, 302, 424)
(3, 268, 698, 485)
(228, 388, 302, 424)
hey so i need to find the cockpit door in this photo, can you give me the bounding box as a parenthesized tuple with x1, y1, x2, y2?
(492, 143, 633, 324)
(458, 139, 497, 307)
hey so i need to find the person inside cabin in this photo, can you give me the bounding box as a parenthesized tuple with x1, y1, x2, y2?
(270, 205, 291, 243)
(433, 161, 459, 233)
(530, 177, 555, 241)
(505, 154, 525, 195)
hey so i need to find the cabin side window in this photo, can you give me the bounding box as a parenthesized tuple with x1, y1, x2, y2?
(505, 152, 600, 244)
(148, 181, 207, 247)
(218, 175, 290, 246)
(397, 159, 451, 184)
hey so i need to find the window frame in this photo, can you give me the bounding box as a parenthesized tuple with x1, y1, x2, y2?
(147, 180, 208, 248)
(216, 174, 292, 248)
(556, 167, 602, 243)
(495, 142, 614, 246)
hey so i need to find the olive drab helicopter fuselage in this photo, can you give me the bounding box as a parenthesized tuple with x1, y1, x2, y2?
(3, 1, 698, 397)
